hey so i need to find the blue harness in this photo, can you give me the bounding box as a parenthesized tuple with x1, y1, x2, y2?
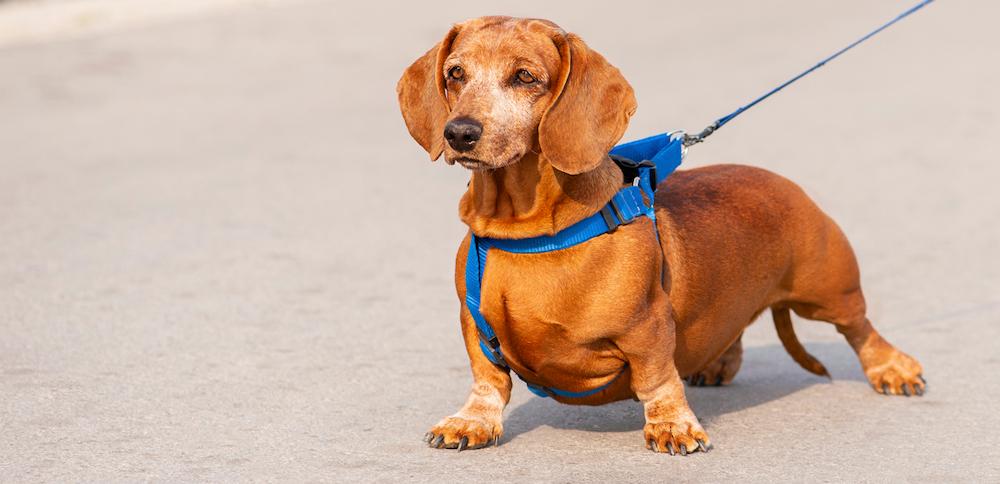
(464, 132, 685, 398)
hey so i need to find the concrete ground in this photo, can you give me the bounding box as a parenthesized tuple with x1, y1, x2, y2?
(1, 0, 998, 481)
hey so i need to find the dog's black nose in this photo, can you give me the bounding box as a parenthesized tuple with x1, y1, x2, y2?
(443, 117, 482, 152)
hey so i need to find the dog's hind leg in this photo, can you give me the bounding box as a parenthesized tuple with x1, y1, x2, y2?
(788, 294, 925, 396)
(784, 216, 925, 396)
(686, 333, 743, 387)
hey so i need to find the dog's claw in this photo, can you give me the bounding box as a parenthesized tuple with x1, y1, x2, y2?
(679, 444, 688, 456)
(915, 385, 924, 396)
(714, 376, 723, 386)
(432, 435, 444, 448)
(901, 384, 911, 397)
(423, 432, 433, 443)
(881, 383, 890, 395)
(493, 435, 499, 447)
(648, 439, 658, 452)
(918, 374, 927, 385)
(665, 442, 675, 456)
(457, 436, 468, 452)
(697, 439, 710, 452)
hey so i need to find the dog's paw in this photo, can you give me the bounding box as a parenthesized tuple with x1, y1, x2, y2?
(687, 339, 742, 387)
(424, 414, 502, 451)
(644, 418, 712, 456)
(686, 357, 740, 387)
(865, 350, 926, 397)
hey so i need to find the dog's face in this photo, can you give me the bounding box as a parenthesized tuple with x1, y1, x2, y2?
(397, 17, 636, 175)
(437, 19, 561, 170)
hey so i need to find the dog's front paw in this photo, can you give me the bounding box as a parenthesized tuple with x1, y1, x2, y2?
(424, 414, 502, 451)
(644, 417, 712, 456)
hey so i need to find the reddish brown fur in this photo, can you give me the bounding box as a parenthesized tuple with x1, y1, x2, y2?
(398, 16, 925, 454)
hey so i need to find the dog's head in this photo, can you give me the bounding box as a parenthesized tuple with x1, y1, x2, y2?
(397, 16, 636, 175)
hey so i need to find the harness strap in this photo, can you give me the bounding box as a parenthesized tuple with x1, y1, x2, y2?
(486, 185, 652, 255)
(464, 133, 684, 399)
(609, 131, 684, 189)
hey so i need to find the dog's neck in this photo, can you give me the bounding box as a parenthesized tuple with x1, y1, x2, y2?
(459, 152, 622, 238)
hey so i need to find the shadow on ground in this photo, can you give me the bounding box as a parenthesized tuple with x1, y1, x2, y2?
(503, 342, 870, 440)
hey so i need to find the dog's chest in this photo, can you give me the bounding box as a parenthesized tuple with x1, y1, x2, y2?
(474, 226, 661, 375)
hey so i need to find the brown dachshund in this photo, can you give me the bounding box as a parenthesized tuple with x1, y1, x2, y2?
(397, 16, 925, 455)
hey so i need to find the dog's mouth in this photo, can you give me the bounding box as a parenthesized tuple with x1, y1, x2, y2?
(453, 153, 522, 171)
(453, 156, 486, 169)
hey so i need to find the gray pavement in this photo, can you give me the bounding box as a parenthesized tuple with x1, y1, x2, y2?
(1, 0, 999, 481)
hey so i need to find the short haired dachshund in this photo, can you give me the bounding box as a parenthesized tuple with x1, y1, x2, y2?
(397, 16, 925, 455)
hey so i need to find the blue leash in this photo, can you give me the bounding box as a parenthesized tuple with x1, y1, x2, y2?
(683, 0, 935, 147)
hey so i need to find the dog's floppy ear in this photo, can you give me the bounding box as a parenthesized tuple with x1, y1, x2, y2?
(539, 33, 637, 175)
(396, 26, 461, 161)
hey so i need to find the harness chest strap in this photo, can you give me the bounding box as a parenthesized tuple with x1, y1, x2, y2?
(463, 133, 684, 399)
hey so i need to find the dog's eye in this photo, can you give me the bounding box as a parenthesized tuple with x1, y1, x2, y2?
(448, 66, 464, 80)
(515, 69, 536, 84)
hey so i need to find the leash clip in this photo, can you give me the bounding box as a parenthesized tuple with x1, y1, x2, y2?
(681, 123, 718, 147)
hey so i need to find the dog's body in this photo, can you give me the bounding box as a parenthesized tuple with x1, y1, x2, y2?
(398, 16, 924, 454)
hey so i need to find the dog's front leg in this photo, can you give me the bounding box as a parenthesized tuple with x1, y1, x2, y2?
(424, 307, 512, 451)
(618, 298, 712, 455)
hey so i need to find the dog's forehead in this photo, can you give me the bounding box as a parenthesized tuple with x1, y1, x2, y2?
(450, 18, 561, 69)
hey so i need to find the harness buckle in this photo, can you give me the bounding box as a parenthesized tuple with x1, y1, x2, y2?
(600, 195, 638, 233)
(477, 332, 508, 368)
(610, 154, 657, 190)
(599, 204, 621, 233)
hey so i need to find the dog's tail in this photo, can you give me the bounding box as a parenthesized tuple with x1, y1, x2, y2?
(772, 306, 831, 378)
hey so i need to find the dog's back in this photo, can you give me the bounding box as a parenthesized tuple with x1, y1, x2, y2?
(656, 164, 859, 376)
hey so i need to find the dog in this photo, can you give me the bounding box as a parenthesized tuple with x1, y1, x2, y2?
(396, 16, 925, 455)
